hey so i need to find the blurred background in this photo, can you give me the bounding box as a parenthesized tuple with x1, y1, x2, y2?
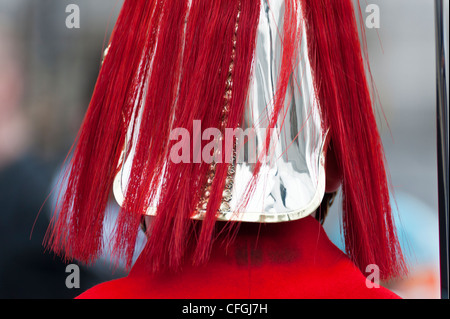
(0, 0, 447, 298)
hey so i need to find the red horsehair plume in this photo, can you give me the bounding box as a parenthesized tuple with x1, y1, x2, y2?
(45, 0, 406, 279)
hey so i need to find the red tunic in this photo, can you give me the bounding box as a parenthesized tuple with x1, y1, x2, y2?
(76, 216, 400, 299)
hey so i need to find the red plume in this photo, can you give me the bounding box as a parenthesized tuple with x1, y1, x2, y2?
(300, 0, 407, 280)
(45, 0, 406, 281)
(45, 0, 159, 264)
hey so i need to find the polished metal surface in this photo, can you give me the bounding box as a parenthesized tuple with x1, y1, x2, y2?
(113, 0, 326, 223)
